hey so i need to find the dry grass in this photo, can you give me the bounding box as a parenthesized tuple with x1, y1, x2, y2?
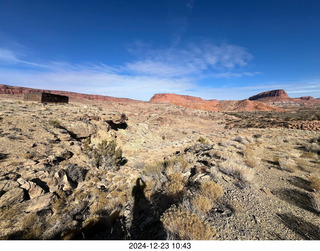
(164, 173, 185, 198)
(51, 190, 67, 214)
(300, 152, 318, 159)
(278, 157, 297, 173)
(191, 195, 212, 215)
(311, 193, 320, 212)
(309, 176, 320, 192)
(90, 191, 109, 214)
(199, 181, 223, 201)
(161, 205, 217, 240)
(218, 160, 255, 184)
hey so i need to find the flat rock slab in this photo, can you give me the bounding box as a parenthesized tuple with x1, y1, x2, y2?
(0, 188, 25, 208)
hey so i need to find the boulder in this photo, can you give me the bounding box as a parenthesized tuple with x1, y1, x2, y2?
(0, 180, 20, 192)
(0, 188, 25, 208)
(23, 193, 54, 213)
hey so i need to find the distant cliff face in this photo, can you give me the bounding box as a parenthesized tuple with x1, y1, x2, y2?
(249, 89, 289, 101)
(149, 93, 219, 111)
(149, 93, 282, 112)
(150, 93, 206, 103)
(0, 84, 140, 103)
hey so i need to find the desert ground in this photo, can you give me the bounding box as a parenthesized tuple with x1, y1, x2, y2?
(0, 94, 319, 240)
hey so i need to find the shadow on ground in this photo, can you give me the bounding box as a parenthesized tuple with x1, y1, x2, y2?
(273, 188, 317, 214)
(277, 213, 320, 240)
(288, 176, 313, 192)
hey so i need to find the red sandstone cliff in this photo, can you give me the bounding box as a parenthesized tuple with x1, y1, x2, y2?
(248, 89, 290, 101)
(0, 84, 140, 103)
(150, 93, 282, 112)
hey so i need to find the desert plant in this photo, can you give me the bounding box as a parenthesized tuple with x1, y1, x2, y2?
(49, 119, 61, 128)
(219, 160, 254, 184)
(65, 164, 87, 184)
(278, 157, 297, 172)
(311, 193, 320, 213)
(164, 173, 185, 199)
(161, 205, 217, 240)
(191, 195, 213, 215)
(199, 181, 223, 201)
(309, 176, 320, 192)
(84, 139, 126, 170)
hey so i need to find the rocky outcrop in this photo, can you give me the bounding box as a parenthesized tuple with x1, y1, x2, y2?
(287, 121, 320, 131)
(300, 96, 315, 101)
(248, 89, 290, 101)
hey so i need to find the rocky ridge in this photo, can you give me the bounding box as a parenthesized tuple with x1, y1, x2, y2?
(0, 84, 140, 103)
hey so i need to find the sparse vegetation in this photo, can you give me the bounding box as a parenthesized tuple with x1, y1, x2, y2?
(83, 139, 126, 170)
(161, 205, 217, 240)
(49, 119, 61, 128)
(309, 176, 320, 192)
(278, 157, 297, 173)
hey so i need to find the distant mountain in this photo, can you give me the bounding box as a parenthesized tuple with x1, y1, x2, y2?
(248, 89, 289, 101)
(0, 84, 140, 103)
(149, 93, 282, 112)
(248, 89, 320, 106)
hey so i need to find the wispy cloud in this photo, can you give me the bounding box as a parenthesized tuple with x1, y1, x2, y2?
(0, 48, 20, 63)
(0, 40, 259, 101)
(125, 42, 253, 77)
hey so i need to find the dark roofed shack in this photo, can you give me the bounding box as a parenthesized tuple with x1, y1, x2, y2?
(24, 92, 69, 103)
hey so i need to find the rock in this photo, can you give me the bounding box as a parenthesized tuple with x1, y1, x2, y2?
(29, 182, 46, 199)
(63, 122, 96, 139)
(0, 188, 26, 208)
(0, 180, 20, 192)
(23, 193, 54, 213)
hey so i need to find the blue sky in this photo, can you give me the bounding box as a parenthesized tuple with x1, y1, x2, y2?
(0, 0, 320, 100)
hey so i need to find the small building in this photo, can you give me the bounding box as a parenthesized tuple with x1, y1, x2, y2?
(24, 92, 69, 103)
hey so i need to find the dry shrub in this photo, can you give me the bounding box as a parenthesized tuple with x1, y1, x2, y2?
(218, 160, 255, 183)
(238, 167, 255, 184)
(49, 119, 61, 128)
(300, 152, 318, 159)
(161, 205, 217, 240)
(22, 213, 37, 229)
(191, 195, 212, 215)
(142, 161, 165, 179)
(51, 190, 67, 214)
(244, 155, 260, 168)
(296, 158, 311, 171)
(90, 191, 109, 214)
(164, 173, 185, 198)
(243, 145, 261, 168)
(199, 181, 223, 201)
(278, 157, 297, 172)
(309, 176, 320, 192)
(311, 193, 320, 212)
(164, 156, 190, 176)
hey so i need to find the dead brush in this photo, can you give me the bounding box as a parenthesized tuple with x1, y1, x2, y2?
(199, 181, 223, 201)
(278, 157, 297, 173)
(309, 176, 320, 192)
(218, 160, 255, 184)
(164, 173, 185, 199)
(161, 205, 217, 240)
(191, 194, 213, 215)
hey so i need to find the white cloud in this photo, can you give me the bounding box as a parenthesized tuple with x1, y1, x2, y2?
(125, 42, 253, 77)
(0, 48, 20, 63)
(0, 41, 259, 101)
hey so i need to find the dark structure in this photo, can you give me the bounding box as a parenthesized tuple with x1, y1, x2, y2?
(24, 92, 69, 103)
